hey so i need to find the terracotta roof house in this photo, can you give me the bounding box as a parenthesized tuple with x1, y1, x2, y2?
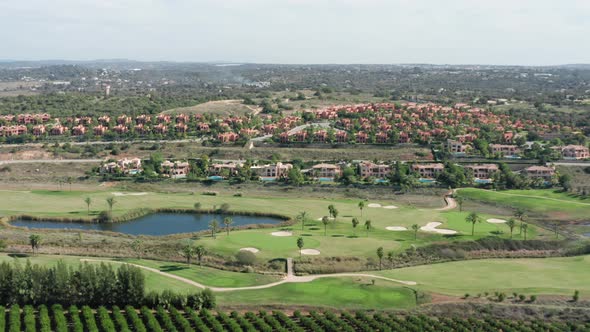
(50, 125, 67, 136)
(32, 125, 46, 136)
(412, 163, 444, 179)
(561, 145, 589, 160)
(464, 164, 499, 180)
(359, 162, 391, 179)
(93, 125, 108, 136)
(218, 132, 239, 143)
(252, 162, 293, 179)
(311, 163, 341, 179)
(161, 160, 191, 178)
(490, 144, 520, 157)
(71, 125, 86, 136)
(356, 132, 368, 144)
(524, 165, 555, 181)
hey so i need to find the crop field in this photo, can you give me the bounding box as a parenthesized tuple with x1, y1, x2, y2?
(1, 304, 588, 332)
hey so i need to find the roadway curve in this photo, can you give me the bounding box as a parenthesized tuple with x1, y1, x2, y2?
(81, 258, 416, 292)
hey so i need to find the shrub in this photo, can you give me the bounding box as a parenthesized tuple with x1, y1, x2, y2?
(219, 203, 230, 212)
(519, 294, 526, 302)
(8, 304, 20, 332)
(529, 295, 537, 302)
(573, 290, 580, 302)
(98, 210, 113, 222)
(202, 191, 218, 196)
(235, 250, 256, 266)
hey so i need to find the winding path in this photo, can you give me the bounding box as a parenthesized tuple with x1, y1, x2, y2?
(81, 258, 416, 292)
(436, 190, 457, 211)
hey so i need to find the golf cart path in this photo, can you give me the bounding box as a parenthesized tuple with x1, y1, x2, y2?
(81, 258, 416, 292)
(436, 190, 457, 211)
(459, 189, 590, 206)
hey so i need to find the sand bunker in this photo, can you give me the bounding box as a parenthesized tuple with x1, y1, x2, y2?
(271, 231, 292, 237)
(301, 249, 321, 255)
(487, 218, 508, 224)
(112, 192, 147, 196)
(367, 203, 382, 208)
(383, 205, 398, 209)
(239, 247, 260, 253)
(420, 222, 457, 235)
(316, 217, 335, 221)
(386, 226, 407, 231)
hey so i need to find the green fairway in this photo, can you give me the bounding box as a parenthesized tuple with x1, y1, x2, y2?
(215, 277, 417, 309)
(459, 188, 590, 220)
(0, 254, 191, 293)
(377, 255, 590, 296)
(122, 258, 280, 287)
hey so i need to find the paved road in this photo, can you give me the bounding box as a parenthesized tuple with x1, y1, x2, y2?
(549, 162, 590, 167)
(0, 138, 202, 148)
(81, 259, 417, 292)
(251, 122, 331, 142)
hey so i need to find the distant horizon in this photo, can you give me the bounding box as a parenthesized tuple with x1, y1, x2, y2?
(1, 1, 589, 66)
(1, 58, 589, 68)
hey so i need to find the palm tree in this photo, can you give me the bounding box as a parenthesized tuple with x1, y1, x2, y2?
(456, 196, 464, 212)
(514, 208, 526, 235)
(387, 251, 395, 268)
(358, 201, 365, 217)
(181, 244, 195, 265)
(195, 245, 206, 266)
(297, 237, 304, 258)
(321, 216, 329, 236)
(364, 220, 372, 237)
(328, 205, 335, 219)
(351, 217, 359, 236)
(131, 239, 143, 259)
(521, 223, 529, 240)
(209, 219, 219, 239)
(506, 218, 516, 239)
(84, 197, 92, 215)
(553, 222, 559, 239)
(29, 234, 41, 255)
(223, 217, 233, 236)
(297, 211, 308, 231)
(411, 224, 419, 240)
(465, 212, 481, 236)
(106, 197, 116, 213)
(67, 176, 73, 191)
(377, 247, 384, 270)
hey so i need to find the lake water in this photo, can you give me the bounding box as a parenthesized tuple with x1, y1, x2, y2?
(11, 213, 284, 236)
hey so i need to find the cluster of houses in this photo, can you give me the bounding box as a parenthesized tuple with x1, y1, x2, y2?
(100, 157, 558, 184)
(445, 139, 589, 160)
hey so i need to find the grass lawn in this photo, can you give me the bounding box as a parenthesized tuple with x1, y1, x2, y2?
(122, 258, 280, 287)
(0, 254, 190, 293)
(0, 189, 545, 260)
(377, 255, 590, 296)
(162, 100, 257, 117)
(215, 277, 416, 309)
(458, 188, 590, 220)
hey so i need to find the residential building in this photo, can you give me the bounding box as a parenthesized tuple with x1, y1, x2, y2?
(412, 163, 444, 179)
(464, 164, 499, 180)
(561, 145, 589, 160)
(489, 144, 520, 156)
(252, 162, 293, 179)
(524, 166, 555, 181)
(161, 160, 191, 178)
(359, 162, 392, 179)
(311, 163, 341, 179)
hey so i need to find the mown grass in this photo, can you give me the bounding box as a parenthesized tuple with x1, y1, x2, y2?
(377, 255, 590, 296)
(458, 188, 590, 220)
(215, 277, 417, 309)
(122, 258, 280, 287)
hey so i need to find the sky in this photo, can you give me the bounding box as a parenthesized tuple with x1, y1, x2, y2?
(0, 0, 589, 65)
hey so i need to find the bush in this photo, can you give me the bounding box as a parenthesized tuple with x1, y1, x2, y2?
(202, 191, 218, 196)
(529, 295, 537, 302)
(98, 210, 113, 222)
(573, 290, 580, 302)
(219, 203, 230, 212)
(235, 251, 256, 266)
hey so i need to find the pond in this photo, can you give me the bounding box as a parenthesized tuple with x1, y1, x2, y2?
(10, 213, 284, 236)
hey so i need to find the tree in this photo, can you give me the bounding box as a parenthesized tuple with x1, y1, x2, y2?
(181, 243, 195, 265)
(521, 223, 529, 240)
(456, 196, 464, 212)
(376, 247, 384, 270)
(131, 239, 143, 259)
(358, 201, 365, 217)
(106, 197, 116, 213)
(29, 234, 41, 255)
(195, 245, 206, 266)
(321, 216, 329, 236)
(506, 218, 516, 239)
(287, 167, 304, 186)
(297, 211, 308, 231)
(351, 217, 359, 236)
(223, 217, 233, 236)
(387, 251, 395, 268)
(465, 212, 481, 236)
(84, 197, 92, 215)
(364, 220, 372, 237)
(209, 219, 219, 239)
(194, 202, 201, 210)
(66, 176, 73, 191)
(297, 237, 304, 258)
(411, 224, 419, 240)
(553, 222, 559, 239)
(558, 174, 572, 192)
(514, 208, 527, 235)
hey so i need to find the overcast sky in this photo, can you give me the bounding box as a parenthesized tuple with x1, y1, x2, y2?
(1, 0, 588, 65)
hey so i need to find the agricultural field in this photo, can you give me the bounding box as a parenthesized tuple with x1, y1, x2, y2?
(3, 305, 588, 332)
